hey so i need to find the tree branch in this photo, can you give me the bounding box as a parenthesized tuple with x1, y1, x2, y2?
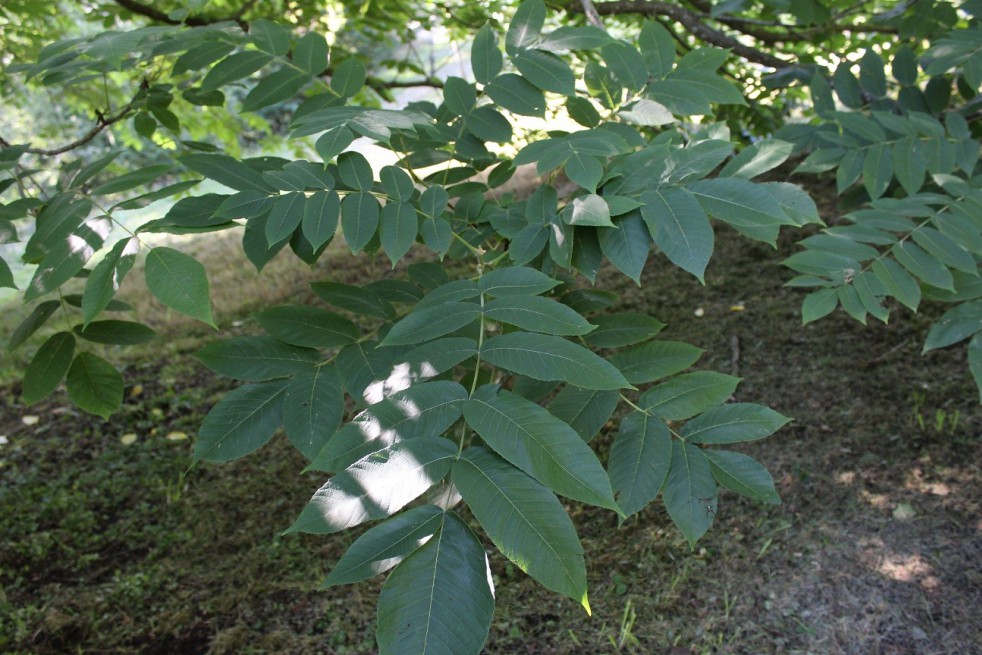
(582, 0, 791, 69)
(0, 104, 135, 157)
(579, 0, 606, 29)
(110, 0, 249, 30)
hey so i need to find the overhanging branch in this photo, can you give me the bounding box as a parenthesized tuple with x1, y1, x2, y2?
(581, 0, 791, 69)
(0, 104, 135, 156)
(111, 0, 250, 29)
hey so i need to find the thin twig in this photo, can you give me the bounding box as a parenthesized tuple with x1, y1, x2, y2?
(579, 0, 605, 29)
(577, 0, 790, 69)
(0, 103, 136, 157)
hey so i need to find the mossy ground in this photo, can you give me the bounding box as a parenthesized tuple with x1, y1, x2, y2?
(1, 176, 979, 654)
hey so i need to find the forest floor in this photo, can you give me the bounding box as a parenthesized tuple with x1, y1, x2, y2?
(0, 174, 980, 655)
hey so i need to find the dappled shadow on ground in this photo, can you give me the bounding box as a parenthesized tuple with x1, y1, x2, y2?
(1, 176, 980, 654)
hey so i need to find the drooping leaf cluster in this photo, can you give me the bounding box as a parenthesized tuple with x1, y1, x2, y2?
(776, 8, 982, 398)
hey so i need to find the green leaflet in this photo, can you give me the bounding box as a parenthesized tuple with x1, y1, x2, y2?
(465, 106, 512, 143)
(195, 379, 289, 462)
(341, 192, 380, 253)
(194, 336, 320, 380)
(24, 217, 108, 302)
(801, 288, 838, 324)
(323, 504, 444, 587)
(66, 352, 123, 419)
(608, 410, 672, 518)
(912, 227, 976, 274)
(179, 154, 274, 192)
(720, 139, 793, 179)
(483, 295, 595, 336)
(609, 340, 703, 384)
(638, 21, 675, 78)
(704, 449, 781, 505)
(22, 331, 75, 404)
(379, 202, 417, 266)
(863, 142, 893, 200)
(486, 73, 546, 116)
(506, 0, 546, 53)
(478, 266, 560, 297)
(7, 301, 60, 351)
(287, 438, 457, 534)
(893, 241, 954, 291)
(309, 380, 467, 472)
(443, 76, 478, 116)
(90, 164, 173, 196)
(641, 186, 714, 282)
(144, 247, 216, 328)
(463, 389, 619, 511)
(315, 126, 355, 162)
(394, 338, 477, 380)
(923, 300, 982, 351)
(481, 332, 631, 390)
(662, 440, 717, 547)
(547, 387, 619, 442)
(472, 24, 503, 84)
(338, 151, 374, 191)
(266, 191, 306, 245)
(377, 511, 494, 655)
(567, 194, 613, 227)
(255, 305, 357, 348)
(583, 312, 665, 347)
(0, 255, 14, 289)
(73, 320, 155, 345)
(512, 49, 575, 95)
(687, 178, 793, 241)
(312, 280, 395, 319)
(242, 67, 310, 111)
(381, 301, 482, 346)
(598, 212, 651, 284)
(294, 32, 328, 76)
(82, 236, 138, 326)
(871, 258, 921, 311)
(283, 365, 345, 460)
(379, 165, 415, 202)
(682, 403, 791, 444)
(251, 19, 290, 55)
(453, 447, 589, 612)
(640, 371, 741, 420)
(602, 42, 648, 92)
(301, 189, 340, 250)
(969, 333, 982, 402)
(331, 57, 366, 97)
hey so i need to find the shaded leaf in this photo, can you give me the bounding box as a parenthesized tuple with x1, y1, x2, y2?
(662, 440, 716, 547)
(608, 410, 672, 518)
(464, 389, 619, 510)
(66, 352, 123, 419)
(323, 504, 444, 587)
(144, 247, 215, 328)
(284, 365, 344, 460)
(194, 336, 320, 380)
(453, 447, 589, 611)
(22, 332, 75, 404)
(376, 511, 494, 655)
(482, 332, 630, 389)
(195, 379, 289, 462)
